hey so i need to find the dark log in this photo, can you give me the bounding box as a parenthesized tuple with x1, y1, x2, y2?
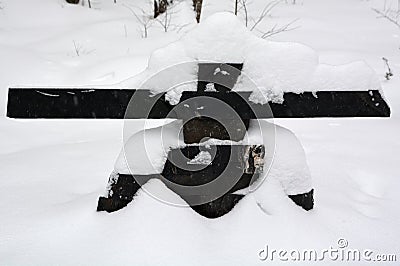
(193, 0, 203, 23)
(154, 0, 159, 18)
(97, 145, 266, 217)
(154, 0, 169, 18)
(97, 174, 142, 212)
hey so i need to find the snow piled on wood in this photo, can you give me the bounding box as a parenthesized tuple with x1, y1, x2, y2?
(119, 12, 381, 104)
(115, 120, 312, 196)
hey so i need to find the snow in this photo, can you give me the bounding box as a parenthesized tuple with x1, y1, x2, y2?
(120, 12, 382, 104)
(0, 0, 400, 265)
(204, 83, 217, 92)
(115, 120, 185, 175)
(187, 150, 212, 165)
(115, 119, 312, 196)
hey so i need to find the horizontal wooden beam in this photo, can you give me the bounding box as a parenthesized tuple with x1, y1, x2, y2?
(7, 88, 390, 118)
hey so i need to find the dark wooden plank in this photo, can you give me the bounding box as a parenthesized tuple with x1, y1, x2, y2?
(7, 88, 135, 119)
(7, 88, 390, 118)
(271, 90, 391, 118)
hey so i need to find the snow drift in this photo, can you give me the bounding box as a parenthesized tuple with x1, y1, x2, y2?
(119, 12, 382, 104)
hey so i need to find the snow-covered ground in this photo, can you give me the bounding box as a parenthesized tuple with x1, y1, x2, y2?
(0, 0, 399, 265)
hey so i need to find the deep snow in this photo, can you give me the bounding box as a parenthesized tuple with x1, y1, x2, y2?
(120, 12, 382, 104)
(0, 0, 400, 265)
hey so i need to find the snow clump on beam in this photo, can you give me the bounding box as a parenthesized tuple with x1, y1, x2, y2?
(118, 12, 381, 104)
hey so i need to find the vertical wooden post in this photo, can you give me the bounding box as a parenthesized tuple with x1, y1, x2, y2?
(191, 0, 203, 23)
(154, 0, 159, 18)
(235, 0, 238, 15)
(195, 0, 203, 23)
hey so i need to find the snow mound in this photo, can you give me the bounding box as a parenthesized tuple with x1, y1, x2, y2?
(187, 151, 212, 165)
(115, 120, 185, 175)
(118, 12, 381, 104)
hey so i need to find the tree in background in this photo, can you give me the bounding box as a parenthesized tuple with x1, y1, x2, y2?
(192, 0, 203, 23)
(65, 0, 91, 8)
(154, 0, 170, 18)
(123, 3, 154, 38)
(373, 0, 400, 28)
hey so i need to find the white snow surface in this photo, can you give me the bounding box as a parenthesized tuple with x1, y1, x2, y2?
(0, 0, 400, 265)
(119, 12, 382, 104)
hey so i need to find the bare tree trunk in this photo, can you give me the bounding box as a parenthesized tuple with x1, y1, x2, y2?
(159, 0, 168, 14)
(154, 0, 159, 18)
(235, 0, 238, 15)
(154, 0, 169, 18)
(241, 0, 248, 27)
(164, 8, 168, 32)
(193, 0, 203, 23)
